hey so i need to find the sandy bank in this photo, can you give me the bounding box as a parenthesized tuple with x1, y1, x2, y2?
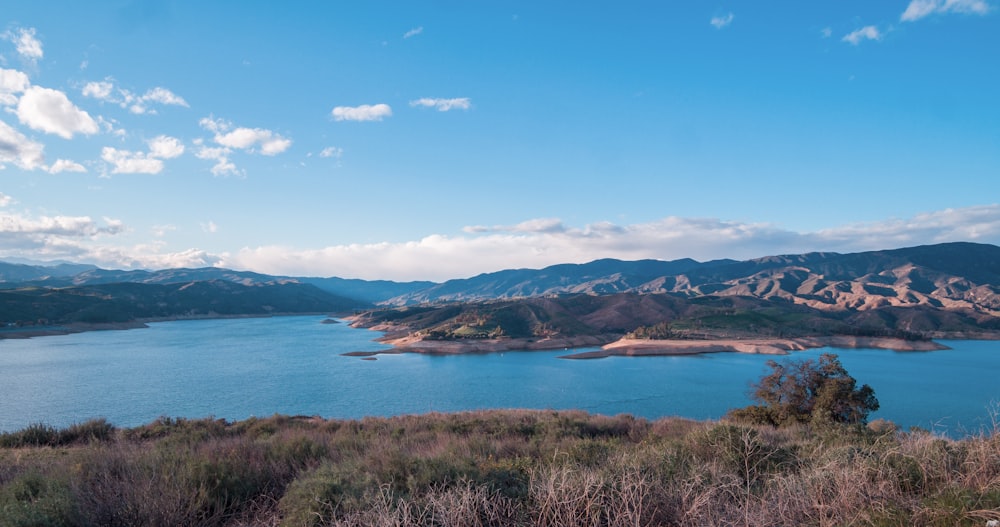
(558, 335, 951, 359)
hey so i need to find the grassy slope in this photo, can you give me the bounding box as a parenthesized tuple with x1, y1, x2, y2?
(1, 411, 998, 526)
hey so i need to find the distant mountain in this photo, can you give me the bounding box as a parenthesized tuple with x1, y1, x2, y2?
(383, 242, 1000, 315)
(297, 276, 436, 305)
(0, 280, 363, 326)
(0, 265, 431, 305)
(0, 261, 98, 283)
(384, 258, 736, 305)
(2, 242, 998, 315)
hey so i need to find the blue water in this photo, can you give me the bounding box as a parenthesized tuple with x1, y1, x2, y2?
(0, 316, 998, 437)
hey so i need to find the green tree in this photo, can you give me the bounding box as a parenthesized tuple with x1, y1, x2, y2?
(728, 353, 879, 426)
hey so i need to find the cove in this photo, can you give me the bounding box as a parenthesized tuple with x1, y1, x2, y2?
(1, 315, 998, 437)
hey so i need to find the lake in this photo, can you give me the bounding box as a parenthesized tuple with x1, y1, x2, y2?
(1, 315, 998, 437)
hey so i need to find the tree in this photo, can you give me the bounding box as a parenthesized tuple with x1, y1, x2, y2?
(728, 353, 879, 426)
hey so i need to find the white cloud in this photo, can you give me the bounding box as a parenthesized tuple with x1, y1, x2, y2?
(141, 87, 188, 107)
(218, 204, 1000, 281)
(195, 145, 239, 177)
(0, 68, 30, 105)
(16, 86, 99, 139)
(100, 135, 184, 175)
(147, 135, 185, 159)
(331, 103, 392, 122)
(820, 27, 833, 38)
(199, 117, 291, 156)
(0, 212, 124, 240)
(82, 80, 114, 99)
(2, 204, 998, 281)
(215, 127, 290, 155)
(403, 26, 424, 39)
(201, 221, 218, 233)
(4, 28, 43, 62)
(0, 118, 46, 170)
(0, 193, 12, 207)
(842, 25, 882, 45)
(0, 208, 222, 270)
(101, 147, 164, 174)
(81, 78, 187, 114)
(901, 0, 991, 21)
(320, 146, 343, 159)
(49, 159, 87, 174)
(410, 97, 472, 111)
(199, 116, 227, 133)
(710, 12, 735, 29)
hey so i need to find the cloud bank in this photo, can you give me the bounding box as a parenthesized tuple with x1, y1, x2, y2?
(3, 204, 999, 281)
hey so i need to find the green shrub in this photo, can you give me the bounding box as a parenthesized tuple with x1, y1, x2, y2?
(0, 472, 76, 527)
(0, 423, 59, 448)
(278, 461, 375, 526)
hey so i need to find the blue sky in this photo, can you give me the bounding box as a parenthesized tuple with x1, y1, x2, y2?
(0, 1, 997, 280)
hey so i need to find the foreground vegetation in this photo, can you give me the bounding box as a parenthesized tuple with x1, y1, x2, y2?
(2, 410, 998, 526)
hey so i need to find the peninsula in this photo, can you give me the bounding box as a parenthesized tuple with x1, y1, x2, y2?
(345, 291, 997, 358)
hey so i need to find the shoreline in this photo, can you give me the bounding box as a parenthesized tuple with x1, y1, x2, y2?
(0, 312, 337, 341)
(344, 323, 964, 358)
(558, 335, 952, 359)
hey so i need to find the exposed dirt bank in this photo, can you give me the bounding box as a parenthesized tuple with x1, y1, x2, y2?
(558, 335, 951, 359)
(344, 324, 956, 358)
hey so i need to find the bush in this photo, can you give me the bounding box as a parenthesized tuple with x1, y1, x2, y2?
(728, 353, 879, 426)
(0, 472, 76, 527)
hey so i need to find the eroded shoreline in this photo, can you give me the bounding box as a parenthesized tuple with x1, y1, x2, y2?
(344, 317, 962, 358)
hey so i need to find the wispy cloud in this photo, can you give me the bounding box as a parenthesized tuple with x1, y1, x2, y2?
(410, 97, 472, 111)
(16, 86, 99, 139)
(842, 25, 882, 45)
(403, 26, 424, 39)
(319, 146, 343, 159)
(901, 0, 991, 21)
(331, 103, 393, 122)
(81, 78, 188, 115)
(710, 12, 735, 29)
(3, 27, 43, 63)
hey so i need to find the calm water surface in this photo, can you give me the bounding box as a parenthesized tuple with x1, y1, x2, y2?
(1, 316, 998, 436)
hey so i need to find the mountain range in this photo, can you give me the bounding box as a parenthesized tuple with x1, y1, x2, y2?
(2, 242, 999, 330)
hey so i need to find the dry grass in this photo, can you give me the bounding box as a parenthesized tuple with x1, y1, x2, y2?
(1, 410, 998, 526)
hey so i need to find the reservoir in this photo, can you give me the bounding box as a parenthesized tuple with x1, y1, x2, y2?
(1, 315, 997, 437)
